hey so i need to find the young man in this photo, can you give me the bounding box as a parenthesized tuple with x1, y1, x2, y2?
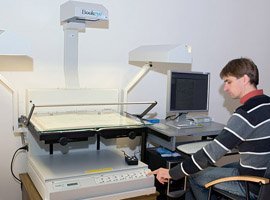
(148, 58, 270, 199)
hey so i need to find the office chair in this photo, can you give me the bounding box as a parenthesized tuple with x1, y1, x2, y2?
(205, 160, 270, 200)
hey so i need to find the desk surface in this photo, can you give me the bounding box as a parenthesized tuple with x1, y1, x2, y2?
(149, 120, 224, 137)
(20, 173, 158, 200)
(148, 120, 224, 151)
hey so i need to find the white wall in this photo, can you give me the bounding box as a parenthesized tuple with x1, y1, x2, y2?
(1, 0, 270, 199)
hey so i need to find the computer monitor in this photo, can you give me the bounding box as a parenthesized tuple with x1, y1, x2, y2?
(166, 70, 210, 121)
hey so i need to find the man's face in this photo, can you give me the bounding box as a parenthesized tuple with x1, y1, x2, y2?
(222, 75, 245, 99)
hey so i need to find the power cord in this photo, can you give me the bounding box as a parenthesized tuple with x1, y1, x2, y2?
(165, 112, 187, 121)
(10, 145, 28, 184)
(165, 113, 179, 120)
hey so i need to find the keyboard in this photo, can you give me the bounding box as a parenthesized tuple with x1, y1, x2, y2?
(166, 122, 203, 129)
(177, 140, 212, 154)
(151, 123, 170, 130)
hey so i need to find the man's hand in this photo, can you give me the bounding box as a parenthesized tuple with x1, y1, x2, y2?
(147, 168, 172, 184)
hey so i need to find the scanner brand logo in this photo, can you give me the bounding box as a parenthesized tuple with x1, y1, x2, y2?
(81, 9, 102, 17)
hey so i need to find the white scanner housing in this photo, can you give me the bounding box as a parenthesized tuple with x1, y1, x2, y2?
(60, 1, 108, 26)
(60, 1, 108, 88)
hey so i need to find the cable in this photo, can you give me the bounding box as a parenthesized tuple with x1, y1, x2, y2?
(10, 145, 28, 184)
(165, 113, 180, 120)
(122, 149, 139, 158)
(121, 150, 128, 157)
(165, 112, 187, 121)
(134, 150, 140, 157)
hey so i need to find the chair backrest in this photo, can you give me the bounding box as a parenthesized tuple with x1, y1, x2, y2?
(257, 160, 270, 200)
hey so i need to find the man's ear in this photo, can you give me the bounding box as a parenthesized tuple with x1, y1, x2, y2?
(243, 74, 250, 85)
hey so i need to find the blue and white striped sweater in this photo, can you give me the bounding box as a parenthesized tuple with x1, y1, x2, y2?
(169, 94, 270, 180)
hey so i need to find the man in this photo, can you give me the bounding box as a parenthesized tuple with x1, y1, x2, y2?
(148, 58, 270, 199)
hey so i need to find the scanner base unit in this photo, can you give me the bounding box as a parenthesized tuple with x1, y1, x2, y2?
(27, 149, 155, 200)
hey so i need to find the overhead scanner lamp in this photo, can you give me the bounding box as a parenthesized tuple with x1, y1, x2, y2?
(124, 44, 192, 104)
(129, 44, 192, 74)
(60, 0, 108, 29)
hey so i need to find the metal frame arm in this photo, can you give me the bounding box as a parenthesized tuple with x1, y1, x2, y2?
(137, 101, 157, 119)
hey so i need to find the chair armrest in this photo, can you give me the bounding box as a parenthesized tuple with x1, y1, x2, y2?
(205, 176, 269, 188)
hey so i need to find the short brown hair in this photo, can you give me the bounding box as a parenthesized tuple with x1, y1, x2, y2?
(220, 58, 259, 86)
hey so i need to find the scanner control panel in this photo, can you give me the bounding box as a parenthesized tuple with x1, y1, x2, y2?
(52, 168, 151, 190)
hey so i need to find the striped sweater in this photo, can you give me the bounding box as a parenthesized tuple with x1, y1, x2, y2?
(169, 94, 270, 183)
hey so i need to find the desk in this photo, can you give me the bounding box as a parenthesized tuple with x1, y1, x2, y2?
(147, 121, 224, 151)
(20, 173, 159, 200)
(146, 121, 225, 199)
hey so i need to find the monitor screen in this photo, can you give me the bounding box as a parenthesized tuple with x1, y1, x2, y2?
(167, 71, 210, 114)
